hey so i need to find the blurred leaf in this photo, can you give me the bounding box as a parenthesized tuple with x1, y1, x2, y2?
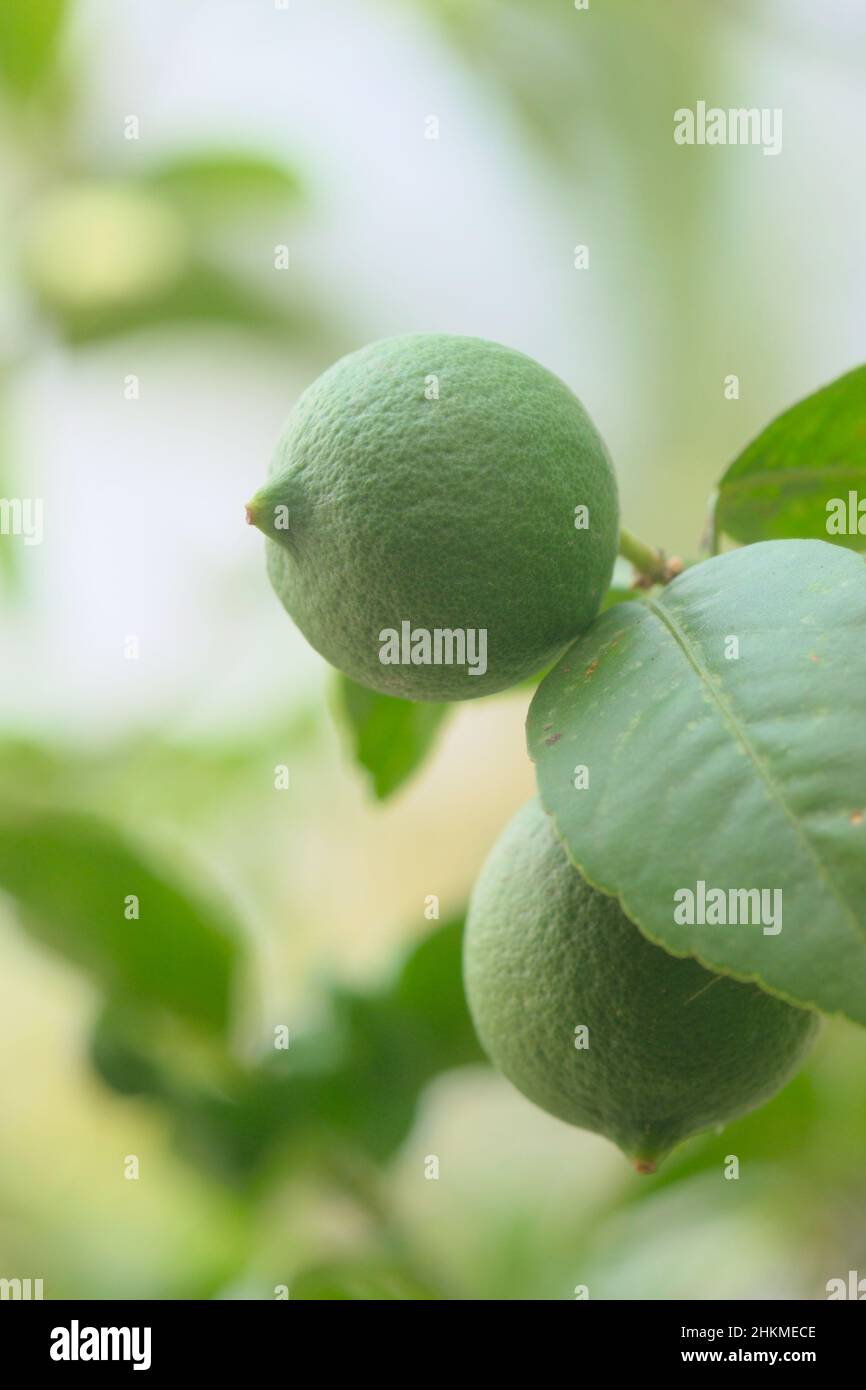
(0, 708, 325, 822)
(49, 256, 316, 347)
(143, 151, 301, 216)
(0, 811, 244, 1035)
(90, 1001, 174, 1099)
(0, 0, 66, 99)
(292, 991, 427, 1163)
(290, 1259, 440, 1300)
(716, 365, 866, 550)
(540, 1024, 866, 1243)
(244, 917, 480, 1171)
(529, 540, 866, 1025)
(94, 917, 481, 1186)
(636, 1069, 822, 1199)
(89, 997, 242, 1104)
(334, 674, 450, 800)
(392, 915, 484, 1074)
(158, 1014, 409, 1185)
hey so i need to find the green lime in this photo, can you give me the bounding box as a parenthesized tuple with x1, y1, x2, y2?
(464, 799, 820, 1170)
(246, 334, 618, 700)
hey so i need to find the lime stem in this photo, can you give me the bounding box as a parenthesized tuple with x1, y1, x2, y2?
(618, 526, 683, 587)
(702, 489, 721, 557)
(632, 1156, 658, 1175)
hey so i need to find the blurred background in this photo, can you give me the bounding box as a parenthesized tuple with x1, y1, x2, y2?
(1, 0, 865, 1300)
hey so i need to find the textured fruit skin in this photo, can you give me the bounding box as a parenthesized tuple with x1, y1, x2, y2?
(464, 799, 820, 1168)
(249, 334, 619, 700)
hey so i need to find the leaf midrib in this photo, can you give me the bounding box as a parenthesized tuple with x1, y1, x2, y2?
(645, 595, 861, 941)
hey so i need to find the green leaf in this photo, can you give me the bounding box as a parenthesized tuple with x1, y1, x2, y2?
(527, 539, 866, 1026)
(0, 0, 66, 99)
(392, 915, 484, 1074)
(334, 674, 450, 800)
(290, 1259, 441, 1301)
(87, 916, 480, 1186)
(267, 915, 480, 1164)
(89, 996, 240, 1105)
(90, 1002, 174, 1100)
(217, 918, 480, 1179)
(0, 812, 243, 1035)
(716, 366, 866, 550)
(50, 257, 314, 347)
(142, 151, 301, 215)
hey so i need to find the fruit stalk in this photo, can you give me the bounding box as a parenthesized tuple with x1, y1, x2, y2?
(618, 526, 683, 587)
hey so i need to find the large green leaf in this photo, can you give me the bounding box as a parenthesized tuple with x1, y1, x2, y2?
(334, 674, 450, 800)
(528, 540, 866, 1025)
(716, 366, 866, 549)
(0, 812, 243, 1035)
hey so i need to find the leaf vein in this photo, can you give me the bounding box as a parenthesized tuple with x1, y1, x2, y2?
(644, 596, 860, 940)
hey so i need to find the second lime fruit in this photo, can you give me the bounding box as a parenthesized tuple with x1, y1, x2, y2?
(464, 799, 820, 1170)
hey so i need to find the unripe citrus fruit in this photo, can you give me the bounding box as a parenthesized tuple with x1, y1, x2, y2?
(464, 799, 820, 1171)
(246, 334, 619, 700)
